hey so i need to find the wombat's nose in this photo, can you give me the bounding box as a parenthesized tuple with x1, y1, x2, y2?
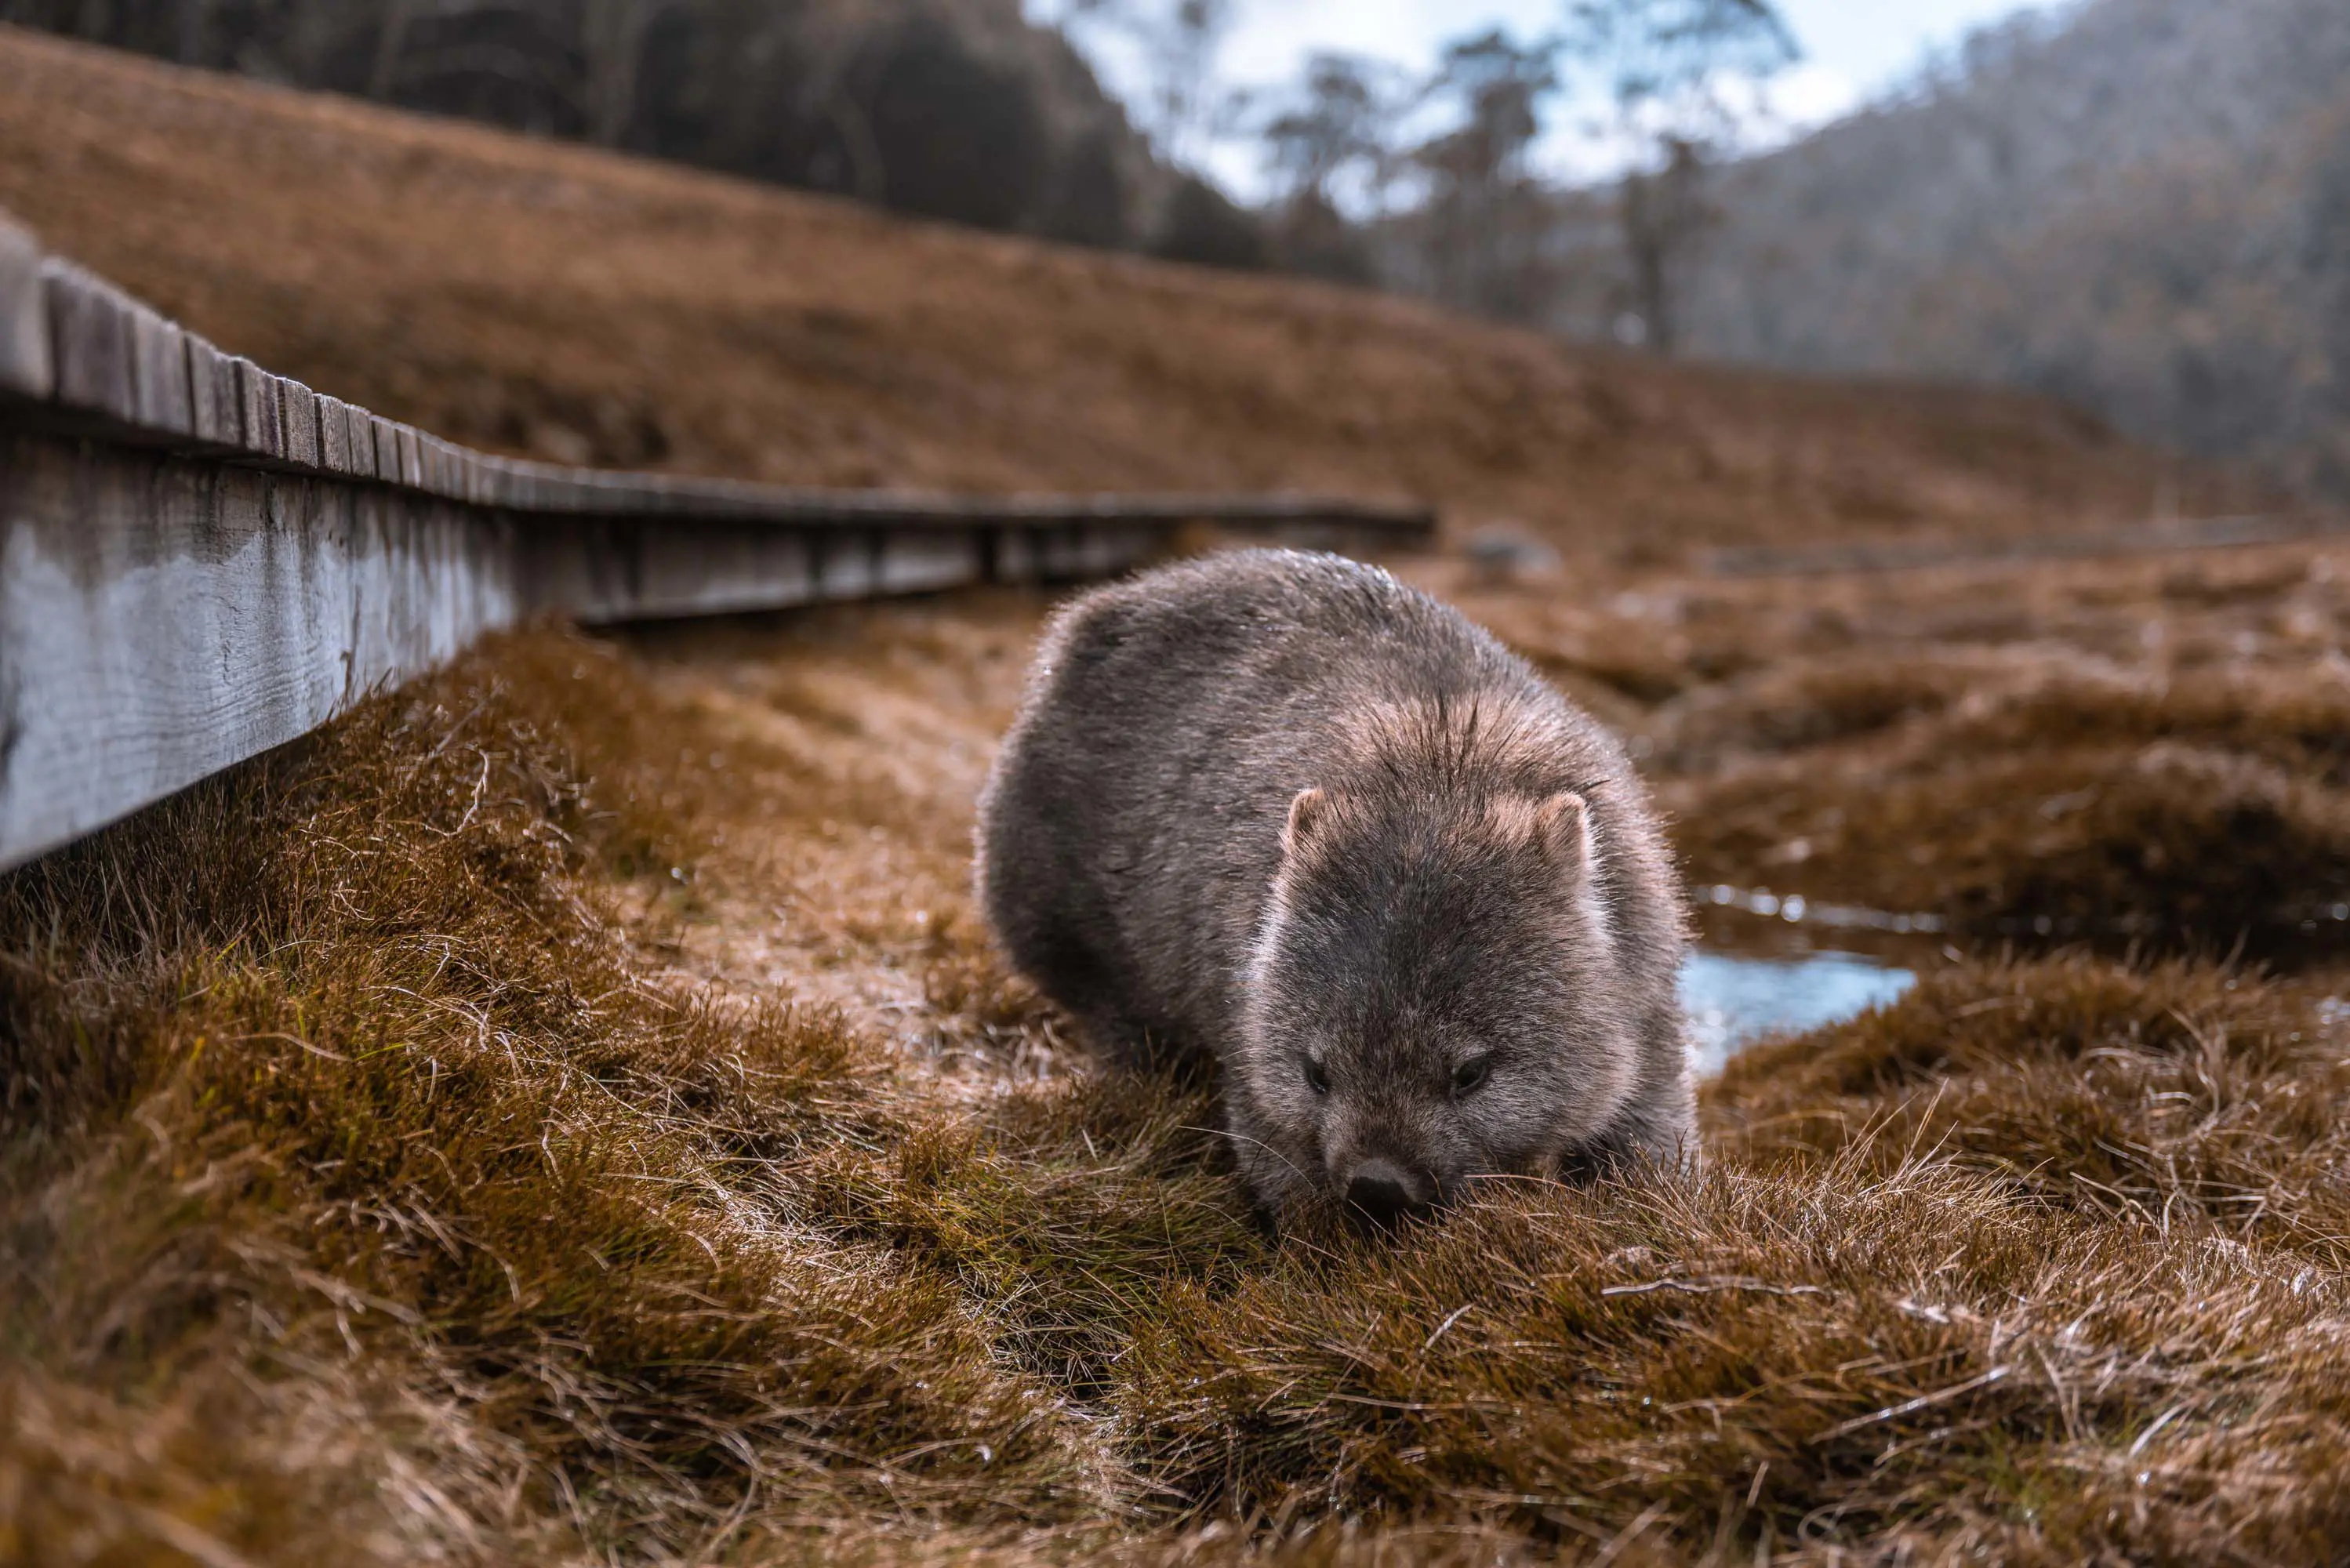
(1344, 1159, 1433, 1227)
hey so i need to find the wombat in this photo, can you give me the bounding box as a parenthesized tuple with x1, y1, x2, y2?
(976, 550, 1694, 1221)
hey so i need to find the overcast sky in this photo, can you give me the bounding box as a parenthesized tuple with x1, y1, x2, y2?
(1046, 0, 2053, 194)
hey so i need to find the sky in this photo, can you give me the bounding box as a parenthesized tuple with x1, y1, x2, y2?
(1044, 0, 2054, 196)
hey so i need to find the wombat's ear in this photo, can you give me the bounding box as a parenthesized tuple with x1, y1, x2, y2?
(1530, 792, 1592, 879)
(1283, 787, 1330, 858)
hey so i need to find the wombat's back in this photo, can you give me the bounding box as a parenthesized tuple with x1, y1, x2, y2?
(976, 550, 1685, 1107)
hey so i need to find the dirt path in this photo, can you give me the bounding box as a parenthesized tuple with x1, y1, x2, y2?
(618, 591, 1063, 1087)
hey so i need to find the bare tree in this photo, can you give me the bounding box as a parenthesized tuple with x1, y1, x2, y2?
(1051, 0, 1233, 168)
(579, 0, 668, 146)
(1562, 0, 1796, 351)
(1411, 27, 1562, 318)
(1251, 52, 1410, 281)
(1260, 52, 1409, 212)
(1620, 134, 1712, 350)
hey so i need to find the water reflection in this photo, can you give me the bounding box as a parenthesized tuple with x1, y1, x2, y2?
(1680, 949, 1916, 1076)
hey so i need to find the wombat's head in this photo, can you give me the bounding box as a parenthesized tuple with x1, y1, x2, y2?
(1235, 785, 1641, 1223)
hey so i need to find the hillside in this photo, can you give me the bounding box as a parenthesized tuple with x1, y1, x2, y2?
(1684, 0, 2350, 499)
(0, 24, 2256, 556)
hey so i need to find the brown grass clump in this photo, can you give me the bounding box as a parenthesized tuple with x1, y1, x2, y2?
(1716, 956, 2350, 1260)
(1117, 1158, 2350, 1562)
(0, 630, 1115, 1563)
(1446, 543, 2350, 963)
(1684, 741, 2350, 949)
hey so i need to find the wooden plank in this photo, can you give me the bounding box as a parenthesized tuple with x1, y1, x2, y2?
(453, 467, 1435, 538)
(316, 394, 351, 474)
(0, 430, 524, 868)
(129, 306, 194, 437)
(814, 530, 878, 599)
(343, 401, 376, 478)
(484, 456, 534, 510)
(369, 415, 401, 482)
(509, 515, 790, 622)
(421, 434, 457, 498)
(0, 212, 51, 401)
(875, 528, 988, 596)
(279, 378, 321, 469)
(233, 358, 284, 461)
(44, 260, 136, 422)
(186, 333, 242, 446)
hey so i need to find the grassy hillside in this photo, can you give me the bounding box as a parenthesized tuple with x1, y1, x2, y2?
(0, 0, 1186, 256)
(0, 24, 2258, 554)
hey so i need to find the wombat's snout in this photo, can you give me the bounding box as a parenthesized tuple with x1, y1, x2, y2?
(1342, 1158, 1436, 1228)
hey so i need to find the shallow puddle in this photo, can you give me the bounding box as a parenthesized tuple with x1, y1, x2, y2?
(1680, 949, 1916, 1076)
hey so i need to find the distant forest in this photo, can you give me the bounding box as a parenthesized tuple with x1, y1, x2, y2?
(11, 0, 2348, 500)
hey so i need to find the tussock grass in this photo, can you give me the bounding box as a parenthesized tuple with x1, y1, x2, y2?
(0, 631, 1114, 1563)
(1716, 957, 2350, 1261)
(1466, 547, 2350, 962)
(8, 604, 2350, 1564)
(1117, 1159, 2350, 1562)
(1683, 741, 2350, 951)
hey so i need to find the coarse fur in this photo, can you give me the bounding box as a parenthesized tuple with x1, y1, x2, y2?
(977, 550, 1695, 1218)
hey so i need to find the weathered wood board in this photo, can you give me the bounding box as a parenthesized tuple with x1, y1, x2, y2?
(0, 215, 48, 401)
(0, 433, 521, 865)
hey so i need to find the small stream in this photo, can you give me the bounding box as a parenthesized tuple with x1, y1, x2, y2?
(1680, 949, 1916, 1076)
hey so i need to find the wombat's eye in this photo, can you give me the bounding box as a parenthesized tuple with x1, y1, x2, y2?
(1304, 1057, 1331, 1095)
(1451, 1057, 1494, 1097)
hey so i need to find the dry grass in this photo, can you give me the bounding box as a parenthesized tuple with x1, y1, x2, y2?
(6, 568, 2350, 1565)
(0, 633, 1119, 1563)
(1440, 543, 2350, 962)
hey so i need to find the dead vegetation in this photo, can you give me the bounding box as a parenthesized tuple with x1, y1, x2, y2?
(1447, 542, 2350, 961)
(7, 550, 2350, 1563)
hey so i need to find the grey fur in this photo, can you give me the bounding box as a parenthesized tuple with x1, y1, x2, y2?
(976, 550, 1696, 1217)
